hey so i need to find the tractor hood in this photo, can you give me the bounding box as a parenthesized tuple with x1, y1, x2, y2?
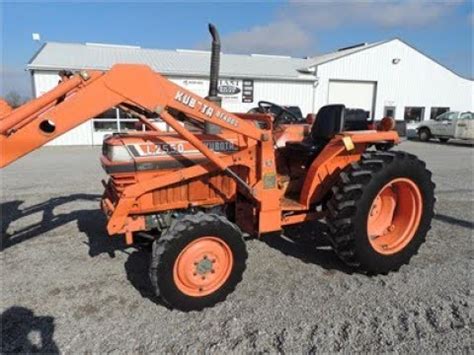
(101, 132, 241, 174)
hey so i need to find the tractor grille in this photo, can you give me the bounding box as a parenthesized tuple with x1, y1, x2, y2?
(110, 175, 137, 194)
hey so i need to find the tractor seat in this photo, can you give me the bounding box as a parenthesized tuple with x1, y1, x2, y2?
(285, 104, 345, 158)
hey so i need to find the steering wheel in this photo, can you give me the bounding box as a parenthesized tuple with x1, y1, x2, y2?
(257, 101, 301, 126)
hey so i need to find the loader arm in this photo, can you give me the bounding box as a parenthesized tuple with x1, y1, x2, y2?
(0, 64, 264, 168)
(1, 64, 281, 237)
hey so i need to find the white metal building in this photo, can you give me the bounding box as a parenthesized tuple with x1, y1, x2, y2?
(26, 38, 473, 145)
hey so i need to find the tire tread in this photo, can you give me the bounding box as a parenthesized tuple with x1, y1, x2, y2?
(326, 150, 435, 273)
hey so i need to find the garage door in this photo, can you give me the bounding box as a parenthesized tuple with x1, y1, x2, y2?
(328, 80, 376, 117)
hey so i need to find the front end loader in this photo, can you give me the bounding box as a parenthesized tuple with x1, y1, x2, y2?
(0, 24, 435, 311)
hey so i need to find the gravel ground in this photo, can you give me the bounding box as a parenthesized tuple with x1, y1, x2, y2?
(1, 140, 472, 353)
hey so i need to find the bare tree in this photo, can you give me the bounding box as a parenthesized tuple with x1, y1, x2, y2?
(4, 91, 29, 108)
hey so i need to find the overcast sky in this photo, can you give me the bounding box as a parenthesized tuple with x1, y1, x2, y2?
(1, 1, 473, 97)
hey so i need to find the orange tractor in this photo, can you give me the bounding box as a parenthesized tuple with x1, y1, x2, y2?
(1, 25, 434, 311)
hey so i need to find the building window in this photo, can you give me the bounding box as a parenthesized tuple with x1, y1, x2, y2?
(117, 108, 142, 132)
(93, 108, 144, 132)
(404, 107, 425, 122)
(430, 107, 449, 120)
(384, 106, 396, 118)
(93, 108, 118, 131)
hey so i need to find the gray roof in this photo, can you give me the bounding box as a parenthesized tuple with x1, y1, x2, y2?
(304, 40, 388, 67)
(31, 38, 469, 81)
(27, 42, 315, 81)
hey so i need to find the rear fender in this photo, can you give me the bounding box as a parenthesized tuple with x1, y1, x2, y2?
(299, 138, 364, 206)
(299, 131, 399, 206)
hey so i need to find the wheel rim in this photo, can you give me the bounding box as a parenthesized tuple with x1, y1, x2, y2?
(173, 236, 233, 297)
(367, 178, 423, 255)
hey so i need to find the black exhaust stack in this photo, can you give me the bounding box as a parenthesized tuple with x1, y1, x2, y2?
(206, 23, 222, 107)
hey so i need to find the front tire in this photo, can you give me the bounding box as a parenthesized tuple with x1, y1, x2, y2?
(418, 128, 431, 142)
(326, 151, 435, 274)
(149, 212, 247, 311)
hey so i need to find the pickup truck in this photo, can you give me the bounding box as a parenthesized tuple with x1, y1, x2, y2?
(417, 111, 474, 142)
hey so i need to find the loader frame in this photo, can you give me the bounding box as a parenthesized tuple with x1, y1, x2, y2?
(0, 64, 399, 244)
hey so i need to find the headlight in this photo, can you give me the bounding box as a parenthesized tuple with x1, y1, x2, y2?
(106, 145, 133, 162)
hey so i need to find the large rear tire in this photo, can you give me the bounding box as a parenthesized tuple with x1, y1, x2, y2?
(326, 151, 435, 274)
(149, 212, 247, 311)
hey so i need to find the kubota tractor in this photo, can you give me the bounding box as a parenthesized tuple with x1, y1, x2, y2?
(0, 25, 435, 311)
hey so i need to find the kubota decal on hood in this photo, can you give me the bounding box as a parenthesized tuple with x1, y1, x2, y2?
(127, 140, 238, 157)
